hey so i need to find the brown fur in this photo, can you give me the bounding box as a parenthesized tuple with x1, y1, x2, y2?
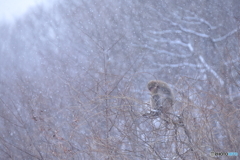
(147, 80, 174, 114)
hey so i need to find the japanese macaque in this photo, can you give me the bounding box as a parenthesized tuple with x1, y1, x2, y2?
(143, 80, 174, 117)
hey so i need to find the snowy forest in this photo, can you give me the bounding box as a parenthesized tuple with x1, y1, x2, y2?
(0, 0, 240, 159)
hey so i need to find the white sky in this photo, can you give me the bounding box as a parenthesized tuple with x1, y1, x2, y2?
(0, 0, 53, 22)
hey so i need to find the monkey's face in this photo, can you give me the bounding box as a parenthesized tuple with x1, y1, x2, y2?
(148, 82, 158, 94)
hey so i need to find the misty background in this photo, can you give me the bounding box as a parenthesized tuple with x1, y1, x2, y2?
(0, 0, 239, 159)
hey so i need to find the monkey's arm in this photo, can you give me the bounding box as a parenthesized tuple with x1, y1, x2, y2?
(152, 94, 162, 111)
(142, 94, 162, 117)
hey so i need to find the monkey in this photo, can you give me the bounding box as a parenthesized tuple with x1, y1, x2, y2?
(143, 80, 174, 117)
